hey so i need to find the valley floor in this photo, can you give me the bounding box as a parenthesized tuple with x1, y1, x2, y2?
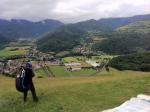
(0, 68, 150, 112)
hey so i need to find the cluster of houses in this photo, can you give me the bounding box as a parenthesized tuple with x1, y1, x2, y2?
(0, 41, 111, 76)
(0, 59, 23, 76)
(64, 62, 82, 71)
(64, 58, 110, 72)
(64, 60, 100, 72)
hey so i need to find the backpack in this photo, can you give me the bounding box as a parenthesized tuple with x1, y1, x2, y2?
(15, 68, 29, 92)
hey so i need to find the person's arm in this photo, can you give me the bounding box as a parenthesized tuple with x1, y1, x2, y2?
(31, 69, 35, 77)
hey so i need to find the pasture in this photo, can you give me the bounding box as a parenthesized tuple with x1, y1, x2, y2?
(0, 46, 30, 57)
(35, 66, 97, 77)
(8, 40, 33, 47)
(0, 68, 150, 112)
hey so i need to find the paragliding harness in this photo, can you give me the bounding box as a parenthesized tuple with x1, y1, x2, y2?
(16, 66, 29, 92)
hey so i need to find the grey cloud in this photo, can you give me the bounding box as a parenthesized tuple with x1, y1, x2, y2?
(0, 0, 150, 23)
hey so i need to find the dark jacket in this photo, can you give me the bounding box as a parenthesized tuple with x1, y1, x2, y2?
(24, 68, 34, 86)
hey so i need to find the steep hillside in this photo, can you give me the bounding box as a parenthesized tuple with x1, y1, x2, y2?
(109, 52, 150, 71)
(37, 14, 150, 53)
(0, 14, 150, 39)
(73, 14, 150, 32)
(0, 19, 64, 38)
(92, 19, 150, 54)
(0, 34, 9, 49)
(116, 20, 150, 34)
(37, 25, 86, 52)
(92, 33, 150, 54)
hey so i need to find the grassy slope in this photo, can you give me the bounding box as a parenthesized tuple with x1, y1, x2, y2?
(0, 68, 150, 112)
(0, 47, 29, 57)
(35, 66, 97, 77)
(8, 41, 33, 47)
(116, 20, 150, 34)
(62, 57, 79, 63)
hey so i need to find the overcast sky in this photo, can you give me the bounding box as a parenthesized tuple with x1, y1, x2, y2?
(0, 0, 150, 23)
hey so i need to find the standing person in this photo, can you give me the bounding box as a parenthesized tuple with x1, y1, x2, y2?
(23, 61, 38, 102)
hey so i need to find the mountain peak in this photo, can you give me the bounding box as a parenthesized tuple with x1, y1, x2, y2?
(0, 19, 64, 38)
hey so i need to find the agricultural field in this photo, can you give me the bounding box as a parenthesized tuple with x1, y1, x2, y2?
(62, 57, 80, 63)
(0, 68, 150, 112)
(62, 55, 115, 63)
(35, 66, 97, 77)
(8, 40, 33, 47)
(0, 46, 30, 57)
(35, 68, 49, 77)
(92, 55, 115, 60)
(33, 55, 115, 78)
(35, 66, 69, 77)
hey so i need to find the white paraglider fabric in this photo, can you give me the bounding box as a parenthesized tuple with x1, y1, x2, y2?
(103, 94, 150, 112)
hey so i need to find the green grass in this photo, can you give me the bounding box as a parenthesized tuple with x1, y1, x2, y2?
(116, 20, 150, 34)
(0, 69, 150, 112)
(0, 47, 29, 57)
(92, 55, 116, 60)
(69, 69, 97, 76)
(35, 66, 97, 77)
(62, 55, 115, 63)
(50, 66, 70, 77)
(35, 68, 48, 77)
(8, 40, 33, 47)
(62, 57, 79, 63)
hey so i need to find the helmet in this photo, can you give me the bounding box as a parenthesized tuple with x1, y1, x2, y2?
(26, 62, 32, 69)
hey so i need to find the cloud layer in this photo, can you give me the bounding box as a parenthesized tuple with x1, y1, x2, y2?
(0, 0, 150, 23)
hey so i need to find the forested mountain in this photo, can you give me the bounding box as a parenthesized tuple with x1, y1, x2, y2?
(116, 20, 150, 34)
(0, 34, 9, 49)
(37, 25, 86, 52)
(37, 14, 150, 53)
(73, 14, 150, 32)
(0, 13, 150, 40)
(7, 13, 145, 54)
(0, 19, 64, 38)
(92, 19, 150, 55)
(109, 52, 150, 71)
(92, 32, 150, 54)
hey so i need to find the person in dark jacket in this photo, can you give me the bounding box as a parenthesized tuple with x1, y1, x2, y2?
(24, 62, 38, 102)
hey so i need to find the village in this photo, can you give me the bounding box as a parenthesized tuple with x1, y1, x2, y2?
(0, 42, 112, 77)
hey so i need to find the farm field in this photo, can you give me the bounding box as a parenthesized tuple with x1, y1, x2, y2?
(62, 57, 83, 63)
(0, 68, 150, 112)
(35, 66, 97, 77)
(62, 55, 115, 63)
(0, 46, 30, 57)
(8, 41, 33, 47)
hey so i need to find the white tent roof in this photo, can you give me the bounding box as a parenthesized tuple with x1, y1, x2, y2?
(103, 94, 150, 112)
(86, 60, 99, 67)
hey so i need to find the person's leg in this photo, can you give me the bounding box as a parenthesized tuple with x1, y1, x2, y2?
(24, 91, 28, 102)
(30, 82, 38, 101)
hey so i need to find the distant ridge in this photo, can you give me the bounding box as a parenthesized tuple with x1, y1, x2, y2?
(0, 34, 9, 49)
(0, 13, 150, 39)
(73, 13, 150, 31)
(0, 19, 64, 38)
(37, 13, 150, 53)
